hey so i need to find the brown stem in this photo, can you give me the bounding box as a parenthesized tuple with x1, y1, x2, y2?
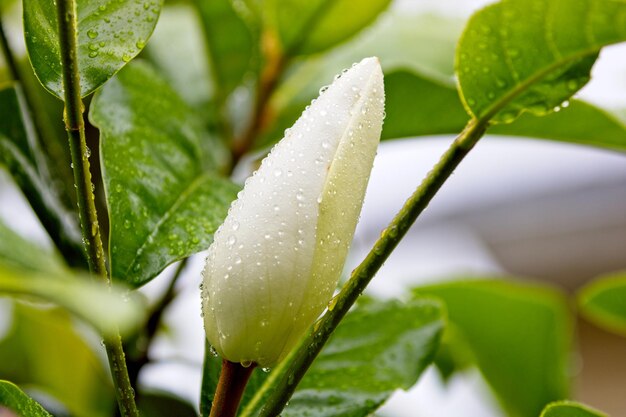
(231, 31, 286, 165)
(209, 360, 256, 417)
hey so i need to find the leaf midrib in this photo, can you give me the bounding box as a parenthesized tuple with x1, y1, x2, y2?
(120, 172, 208, 279)
(478, 46, 601, 123)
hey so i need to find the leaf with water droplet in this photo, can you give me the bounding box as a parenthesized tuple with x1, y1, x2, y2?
(241, 298, 444, 417)
(0, 372, 53, 416)
(23, 0, 163, 98)
(456, 0, 626, 124)
(90, 62, 238, 287)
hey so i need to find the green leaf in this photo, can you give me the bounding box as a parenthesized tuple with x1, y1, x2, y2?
(456, 0, 626, 124)
(267, 0, 392, 55)
(541, 401, 608, 417)
(381, 71, 467, 140)
(432, 323, 475, 383)
(90, 61, 239, 287)
(0, 380, 53, 417)
(0, 218, 64, 273)
(0, 303, 113, 417)
(0, 84, 84, 263)
(415, 279, 571, 417)
(578, 271, 626, 336)
(488, 100, 626, 150)
(383, 70, 626, 150)
(0, 263, 145, 336)
(195, 0, 256, 100)
(259, 67, 626, 152)
(241, 298, 444, 417)
(284, 298, 443, 417)
(23, 0, 163, 98)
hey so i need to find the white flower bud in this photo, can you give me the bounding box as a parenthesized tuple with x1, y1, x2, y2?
(202, 57, 385, 367)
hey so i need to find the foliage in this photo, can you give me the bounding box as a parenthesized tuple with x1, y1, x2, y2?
(0, 0, 625, 416)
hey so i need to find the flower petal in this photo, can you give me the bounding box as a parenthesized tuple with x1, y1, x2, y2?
(202, 57, 385, 367)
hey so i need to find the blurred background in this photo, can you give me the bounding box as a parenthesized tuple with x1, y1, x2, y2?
(1, 0, 626, 416)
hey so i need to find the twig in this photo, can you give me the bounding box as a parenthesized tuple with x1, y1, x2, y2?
(55, 0, 139, 415)
(248, 118, 489, 417)
(209, 361, 256, 417)
(231, 31, 286, 165)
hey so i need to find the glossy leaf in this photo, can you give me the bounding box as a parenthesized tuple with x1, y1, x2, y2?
(0, 263, 144, 336)
(0, 85, 84, 263)
(195, 0, 256, 100)
(0, 303, 113, 417)
(267, 0, 392, 55)
(457, 0, 626, 124)
(240, 298, 444, 417)
(384, 70, 626, 150)
(90, 61, 239, 287)
(0, 380, 52, 417)
(23, 0, 163, 98)
(541, 401, 608, 417)
(578, 271, 626, 336)
(415, 279, 571, 417)
(259, 67, 626, 152)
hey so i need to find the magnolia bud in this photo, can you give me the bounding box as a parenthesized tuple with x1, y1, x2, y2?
(201, 57, 384, 367)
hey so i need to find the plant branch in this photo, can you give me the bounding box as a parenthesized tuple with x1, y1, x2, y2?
(209, 360, 256, 417)
(231, 31, 286, 165)
(55, 1, 138, 416)
(253, 118, 489, 417)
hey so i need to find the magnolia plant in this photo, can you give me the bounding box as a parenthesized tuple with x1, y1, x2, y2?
(0, 0, 625, 417)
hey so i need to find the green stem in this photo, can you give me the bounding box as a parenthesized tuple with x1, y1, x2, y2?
(209, 360, 256, 417)
(254, 118, 489, 417)
(55, 1, 139, 416)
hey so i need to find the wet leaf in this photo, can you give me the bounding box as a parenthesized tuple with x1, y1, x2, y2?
(0, 380, 53, 417)
(240, 298, 444, 417)
(23, 0, 163, 98)
(457, 0, 626, 124)
(90, 61, 238, 287)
